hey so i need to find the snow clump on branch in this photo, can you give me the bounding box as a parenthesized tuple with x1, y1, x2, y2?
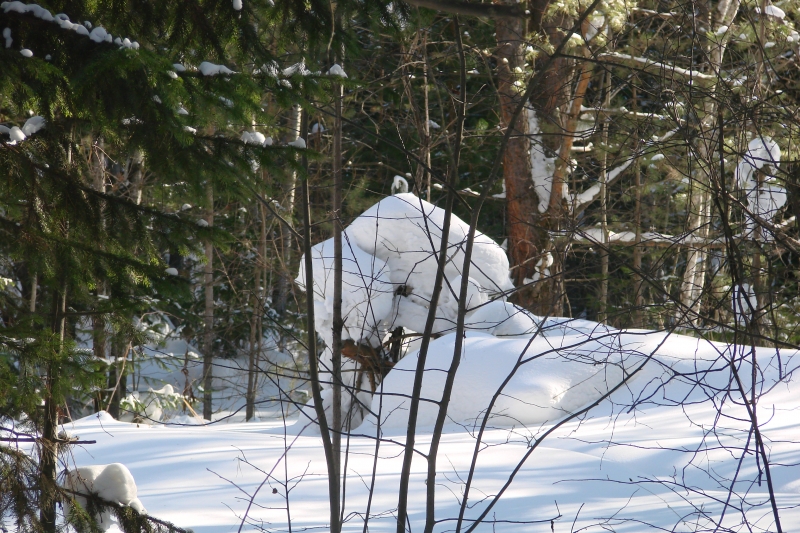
(735, 136, 787, 241)
(198, 61, 235, 76)
(1, 2, 139, 48)
(327, 63, 347, 77)
(63, 462, 146, 531)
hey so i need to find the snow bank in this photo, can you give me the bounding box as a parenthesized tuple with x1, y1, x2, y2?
(360, 328, 646, 430)
(64, 463, 145, 531)
(359, 323, 777, 431)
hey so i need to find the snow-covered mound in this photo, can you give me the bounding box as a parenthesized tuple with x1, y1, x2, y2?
(359, 316, 794, 431)
(360, 327, 645, 430)
(296, 193, 513, 349)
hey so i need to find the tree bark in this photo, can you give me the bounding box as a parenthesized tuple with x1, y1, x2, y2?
(274, 106, 302, 316)
(203, 181, 215, 421)
(40, 285, 66, 533)
(246, 201, 266, 421)
(496, 8, 537, 299)
(299, 110, 340, 533)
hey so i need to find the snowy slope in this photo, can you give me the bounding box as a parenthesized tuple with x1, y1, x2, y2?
(61, 325, 800, 533)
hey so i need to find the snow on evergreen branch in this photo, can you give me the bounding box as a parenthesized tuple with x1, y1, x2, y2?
(1, 1, 139, 49)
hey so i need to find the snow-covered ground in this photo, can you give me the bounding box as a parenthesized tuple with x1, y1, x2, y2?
(61, 324, 800, 533)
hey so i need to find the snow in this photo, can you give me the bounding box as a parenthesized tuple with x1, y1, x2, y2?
(165, 267, 179, 276)
(528, 109, 558, 213)
(8, 126, 26, 141)
(183, 126, 197, 134)
(296, 193, 513, 420)
(361, 327, 640, 430)
(735, 136, 787, 240)
(282, 60, 310, 77)
(198, 61, 235, 76)
(287, 137, 306, 148)
(232, 0, 242, 10)
(764, 4, 785, 19)
(172, 63, 186, 72)
(20, 48, 32, 57)
(428, 119, 440, 129)
(3, 26, 11, 48)
(715, 25, 728, 35)
(340, 193, 513, 327)
(57, 325, 800, 533)
(64, 463, 146, 531)
(295, 231, 394, 352)
(391, 175, 409, 194)
(310, 122, 324, 134)
(89, 26, 110, 43)
(327, 63, 347, 77)
(584, 14, 604, 40)
(21, 115, 45, 135)
(1, 2, 142, 49)
(241, 130, 266, 145)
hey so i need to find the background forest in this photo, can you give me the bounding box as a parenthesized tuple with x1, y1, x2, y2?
(2, 0, 800, 530)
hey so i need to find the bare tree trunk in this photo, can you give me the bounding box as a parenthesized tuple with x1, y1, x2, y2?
(496, 9, 536, 302)
(107, 336, 128, 419)
(246, 201, 266, 421)
(275, 106, 302, 316)
(28, 273, 37, 314)
(128, 150, 145, 205)
(599, 69, 610, 324)
(203, 181, 215, 421)
(420, 32, 431, 200)
(678, 0, 740, 322)
(632, 87, 644, 326)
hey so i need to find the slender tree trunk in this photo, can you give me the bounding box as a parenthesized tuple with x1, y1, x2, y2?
(203, 181, 215, 421)
(129, 150, 145, 205)
(246, 201, 266, 421)
(331, 71, 344, 532)
(678, 0, 740, 322)
(275, 106, 302, 316)
(29, 273, 37, 314)
(421, 32, 431, 200)
(632, 87, 644, 326)
(299, 109, 339, 533)
(599, 69, 610, 324)
(90, 141, 109, 412)
(40, 285, 66, 533)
